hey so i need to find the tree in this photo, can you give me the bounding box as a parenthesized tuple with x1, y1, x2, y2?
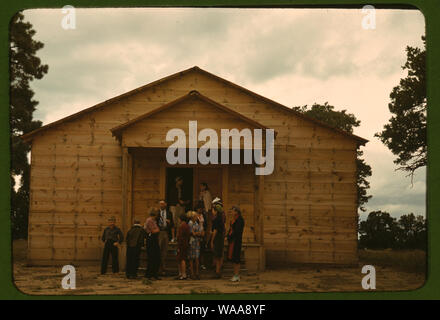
(358, 211, 397, 249)
(293, 103, 372, 211)
(395, 213, 427, 250)
(10, 12, 48, 239)
(375, 36, 426, 181)
(358, 211, 426, 250)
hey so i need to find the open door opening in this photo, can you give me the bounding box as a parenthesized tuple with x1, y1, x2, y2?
(165, 166, 224, 212)
(165, 167, 194, 211)
(194, 167, 223, 204)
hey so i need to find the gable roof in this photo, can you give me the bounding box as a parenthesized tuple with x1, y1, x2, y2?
(110, 90, 270, 142)
(21, 66, 368, 145)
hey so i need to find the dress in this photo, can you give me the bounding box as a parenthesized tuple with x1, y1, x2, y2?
(212, 215, 225, 258)
(188, 220, 202, 259)
(177, 222, 190, 262)
(144, 217, 160, 278)
(227, 215, 245, 263)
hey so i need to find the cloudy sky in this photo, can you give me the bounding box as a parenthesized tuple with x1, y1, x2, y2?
(23, 7, 426, 219)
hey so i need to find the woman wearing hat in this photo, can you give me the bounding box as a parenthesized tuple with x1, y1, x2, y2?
(210, 202, 225, 279)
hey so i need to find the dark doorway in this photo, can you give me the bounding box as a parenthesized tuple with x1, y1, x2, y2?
(165, 167, 193, 211)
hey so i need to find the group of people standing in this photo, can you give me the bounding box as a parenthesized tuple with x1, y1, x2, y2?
(100, 177, 245, 283)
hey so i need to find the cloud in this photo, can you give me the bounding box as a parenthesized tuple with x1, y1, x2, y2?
(360, 147, 426, 219)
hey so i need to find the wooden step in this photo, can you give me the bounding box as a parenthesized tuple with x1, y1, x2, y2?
(138, 241, 247, 276)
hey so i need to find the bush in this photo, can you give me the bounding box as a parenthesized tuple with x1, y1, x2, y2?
(359, 211, 426, 250)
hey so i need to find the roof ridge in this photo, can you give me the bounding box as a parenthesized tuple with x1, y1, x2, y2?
(110, 90, 270, 141)
(193, 67, 368, 145)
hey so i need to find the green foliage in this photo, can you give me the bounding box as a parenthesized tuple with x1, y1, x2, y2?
(10, 12, 48, 239)
(293, 103, 360, 133)
(358, 211, 397, 249)
(359, 211, 426, 250)
(375, 36, 426, 179)
(293, 102, 372, 211)
(394, 213, 427, 250)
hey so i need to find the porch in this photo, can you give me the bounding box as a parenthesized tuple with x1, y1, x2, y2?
(118, 147, 265, 273)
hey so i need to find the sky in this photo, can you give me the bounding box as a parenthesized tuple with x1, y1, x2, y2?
(22, 7, 426, 220)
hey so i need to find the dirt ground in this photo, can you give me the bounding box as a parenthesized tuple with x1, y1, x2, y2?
(12, 240, 426, 295)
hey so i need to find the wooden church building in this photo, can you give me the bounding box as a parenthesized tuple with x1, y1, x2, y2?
(21, 66, 368, 269)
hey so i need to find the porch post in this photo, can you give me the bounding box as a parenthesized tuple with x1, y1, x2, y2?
(121, 147, 133, 234)
(120, 147, 133, 270)
(255, 174, 264, 245)
(250, 173, 265, 272)
(259, 174, 266, 270)
(222, 166, 229, 211)
(159, 159, 165, 200)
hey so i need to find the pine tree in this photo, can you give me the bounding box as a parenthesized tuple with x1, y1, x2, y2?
(375, 36, 426, 181)
(10, 12, 48, 239)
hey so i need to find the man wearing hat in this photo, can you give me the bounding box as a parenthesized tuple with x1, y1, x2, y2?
(100, 216, 124, 274)
(125, 220, 147, 279)
(168, 176, 191, 243)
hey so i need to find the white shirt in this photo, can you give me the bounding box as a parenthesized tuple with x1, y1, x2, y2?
(199, 190, 212, 212)
(159, 209, 167, 228)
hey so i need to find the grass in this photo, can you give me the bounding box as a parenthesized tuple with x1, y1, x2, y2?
(359, 249, 426, 273)
(317, 274, 347, 289)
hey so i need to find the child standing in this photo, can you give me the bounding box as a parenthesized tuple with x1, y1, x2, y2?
(176, 213, 190, 280)
(188, 211, 204, 280)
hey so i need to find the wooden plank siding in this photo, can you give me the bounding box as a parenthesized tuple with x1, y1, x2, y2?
(26, 68, 360, 265)
(131, 148, 161, 225)
(227, 164, 256, 243)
